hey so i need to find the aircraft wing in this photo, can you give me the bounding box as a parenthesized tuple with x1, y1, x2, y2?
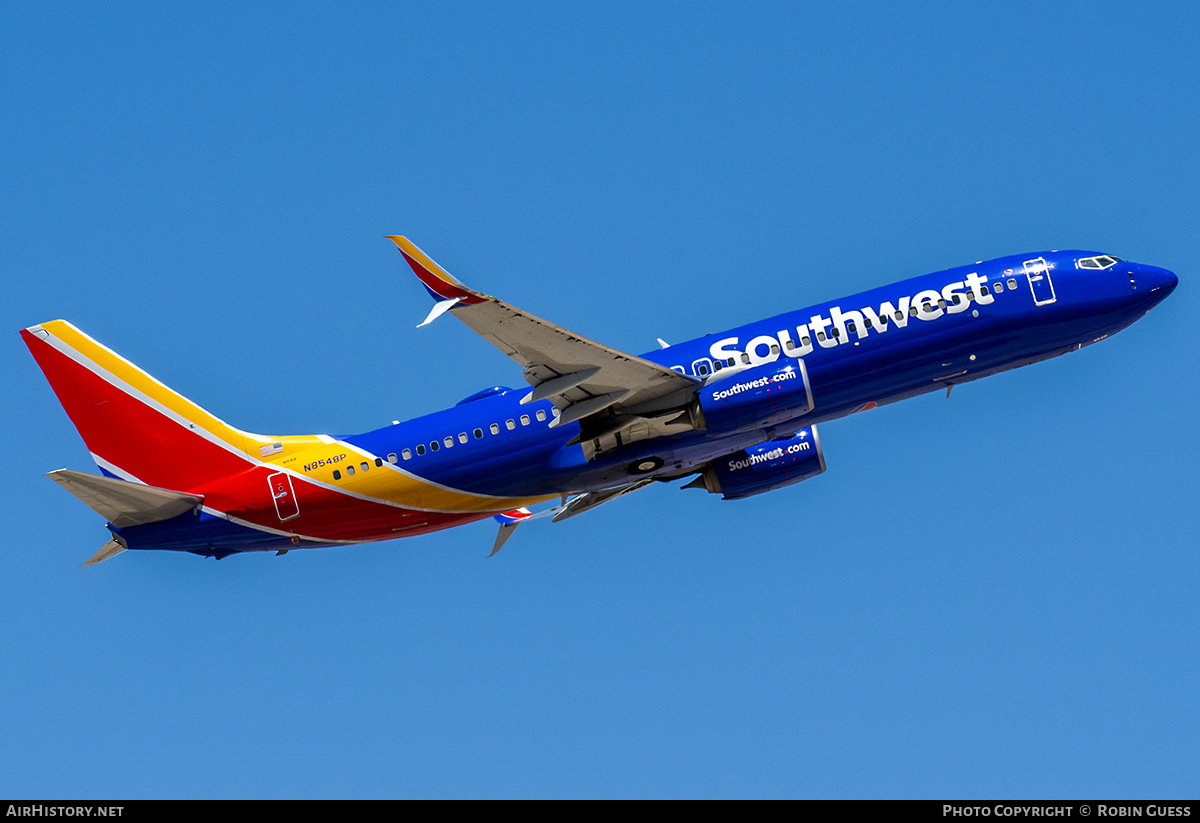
(487, 479, 658, 556)
(388, 237, 701, 432)
(550, 479, 656, 522)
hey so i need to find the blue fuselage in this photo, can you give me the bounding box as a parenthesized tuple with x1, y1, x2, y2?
(344, 250, 1176, 498)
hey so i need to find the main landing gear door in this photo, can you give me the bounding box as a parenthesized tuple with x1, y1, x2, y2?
(1024, 257, 1057, 306)
(268, 471, 300, 522)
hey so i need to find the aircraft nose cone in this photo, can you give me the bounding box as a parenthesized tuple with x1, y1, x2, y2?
(1135, 264, 1178, 307)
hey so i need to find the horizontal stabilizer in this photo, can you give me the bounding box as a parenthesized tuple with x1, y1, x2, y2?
(489, 508, 533, 557)
(490, 522, 519, 557)
(84, 539, 127, 566)
(48, 469, 204, 528)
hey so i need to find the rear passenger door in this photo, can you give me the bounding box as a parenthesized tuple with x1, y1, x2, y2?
(268, 472, 300, 522)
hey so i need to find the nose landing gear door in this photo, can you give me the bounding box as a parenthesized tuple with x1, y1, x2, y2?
(1024, 257, 1056, 306)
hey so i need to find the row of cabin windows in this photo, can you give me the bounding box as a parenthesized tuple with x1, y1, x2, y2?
(693, 282, 1018, 374)
(330, 408, 555, 479)
(332, 457, 384, 481)
(399, 408, 551, 459)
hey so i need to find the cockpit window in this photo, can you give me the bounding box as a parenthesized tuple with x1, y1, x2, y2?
(1078, 255, 1122, 270)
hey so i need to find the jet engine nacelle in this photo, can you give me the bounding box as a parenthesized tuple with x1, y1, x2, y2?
(696, 360, 814, 434)
(686, 427, 826, 500)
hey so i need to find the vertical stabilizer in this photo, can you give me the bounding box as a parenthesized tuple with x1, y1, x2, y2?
(21, 321, 298, 491)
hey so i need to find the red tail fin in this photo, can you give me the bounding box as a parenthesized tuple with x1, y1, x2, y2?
(22, 321, 319, 492)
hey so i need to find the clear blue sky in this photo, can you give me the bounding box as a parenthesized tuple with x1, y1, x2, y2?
(2, 1, 1197, 799)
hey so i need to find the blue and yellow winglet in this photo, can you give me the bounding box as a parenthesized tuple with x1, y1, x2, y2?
(386, 236, 490, 325)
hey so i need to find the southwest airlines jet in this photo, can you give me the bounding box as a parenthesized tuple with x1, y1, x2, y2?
(22, 238, 1177, 565)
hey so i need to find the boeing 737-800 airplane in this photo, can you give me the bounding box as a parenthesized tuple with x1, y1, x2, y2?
(22, 238, 1177, 564)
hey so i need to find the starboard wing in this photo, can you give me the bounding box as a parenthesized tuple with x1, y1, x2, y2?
(388, 237, 702, 441)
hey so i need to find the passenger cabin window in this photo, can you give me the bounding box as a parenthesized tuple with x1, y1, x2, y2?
(444, 436, 453, 448)
(416, 444, 426, 456)
(506, 419, 515, 430)
(361, 462, 369, 472)
(1007, 278, 1017, 289)
(333, 469, 341, 480)
(536, 410, 546, 422)
(401, 449, 411, 460)
(430, 441, 439, 452)
(458, 432, 468, 444)
(474, 428, 483, 439)
(346, 465, 355, 476)
(520, 414, 530, 426)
